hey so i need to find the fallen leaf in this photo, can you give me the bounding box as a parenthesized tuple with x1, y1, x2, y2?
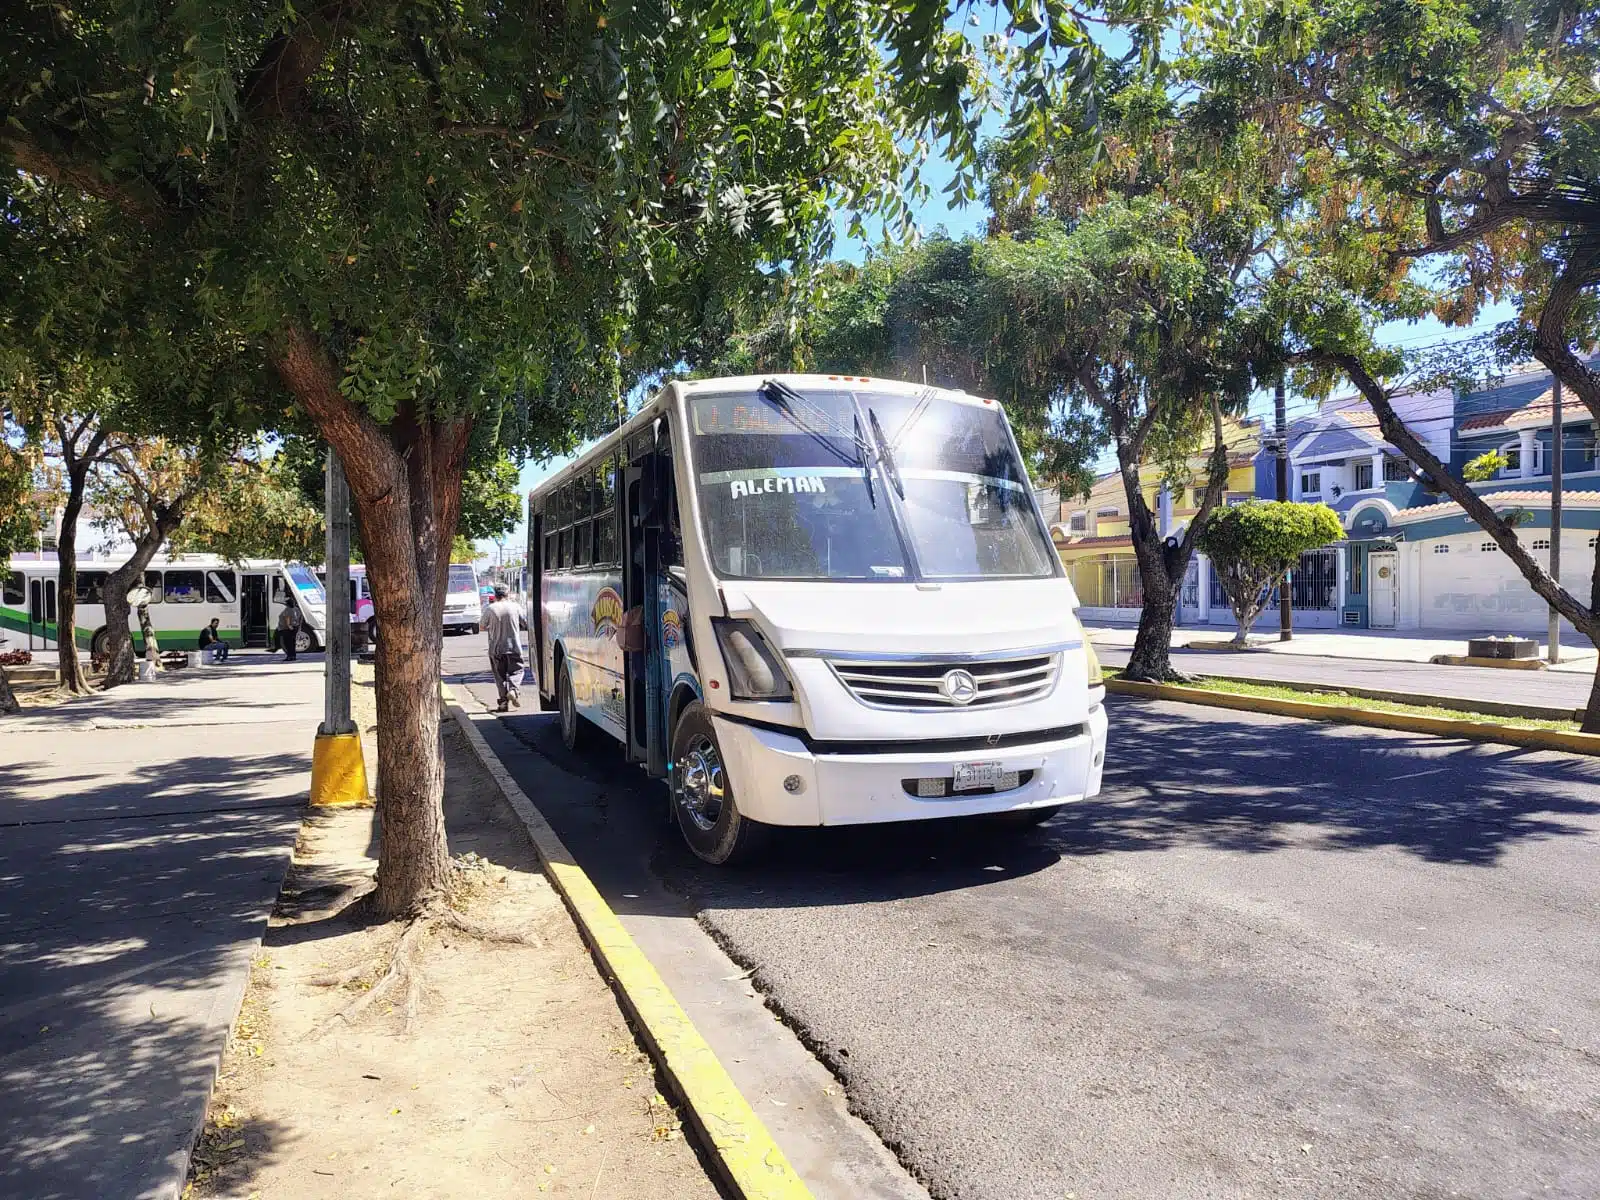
(581, 1123, 595, 1135)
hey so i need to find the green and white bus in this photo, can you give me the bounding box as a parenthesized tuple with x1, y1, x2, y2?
(2, 555, 329, 657)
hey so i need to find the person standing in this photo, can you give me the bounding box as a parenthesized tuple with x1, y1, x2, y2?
(483, 584, 525, 712)
(276, 599, 301, 662)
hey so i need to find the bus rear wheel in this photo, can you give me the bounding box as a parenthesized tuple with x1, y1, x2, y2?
(670, 703, 769, 866)
(557, 659, 590, 751)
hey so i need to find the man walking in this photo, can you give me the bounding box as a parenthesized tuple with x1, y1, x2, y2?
(483, 584, 525, 712)
(275, 599, 301, 662)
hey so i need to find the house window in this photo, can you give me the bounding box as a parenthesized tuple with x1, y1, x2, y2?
(1350, 549, 1364, 595)
(1481, 542, 1499, 553)
(1069, 513, 1088, 532)
(1499, 440, 1542, 477)
(1532, 538, 1551, 551)
(1433, 544, 1450, 554)
(1299, 471, 1322, 496)
(1582, 432, 1598, 467)
(1354, 462, 1374, 491)
(1383, 456, 1411, 482)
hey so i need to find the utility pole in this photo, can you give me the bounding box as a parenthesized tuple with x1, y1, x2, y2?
(1275, 377, 1293, 641)
(1549, 377, 1563, 665)
(310, 447, 369, 806)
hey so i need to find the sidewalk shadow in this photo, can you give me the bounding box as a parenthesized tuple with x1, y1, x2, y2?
(0, 751, 307, 1199)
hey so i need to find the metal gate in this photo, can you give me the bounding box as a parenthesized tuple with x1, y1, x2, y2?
(1205, 546, 1340, 627)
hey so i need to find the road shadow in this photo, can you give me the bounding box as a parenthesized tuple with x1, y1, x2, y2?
(450, 663, 1600, 925)
(1044, 698, 1600, 866)
(0, 751, 305, 1200)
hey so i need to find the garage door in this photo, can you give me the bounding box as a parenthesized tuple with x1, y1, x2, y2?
(1418, 534, 1587, 632)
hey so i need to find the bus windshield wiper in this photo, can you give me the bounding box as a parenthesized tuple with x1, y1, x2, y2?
(867, 407, 905, 501)
(760, 378, 878, 505)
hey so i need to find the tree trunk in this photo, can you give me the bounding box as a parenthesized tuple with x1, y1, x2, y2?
(0, 664, 18, 715)
(137, 603, 160, 667)
(101, 509, 184, 688)
(1127, 564, 1179, 679)
(274, 323, 468, 917)
(54, 471, 92, 693)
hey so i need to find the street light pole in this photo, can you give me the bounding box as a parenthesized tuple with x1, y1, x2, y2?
(310, 446, 369, 806)
(1549, 377, 1563, 665)
(1275, 377, 1293, 641)
(321, 448, 355, 736)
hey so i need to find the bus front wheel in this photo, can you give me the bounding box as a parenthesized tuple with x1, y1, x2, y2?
(670, 703, 770, 866)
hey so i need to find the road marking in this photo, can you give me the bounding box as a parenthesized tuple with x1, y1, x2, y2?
(443, 687, 812, 1200)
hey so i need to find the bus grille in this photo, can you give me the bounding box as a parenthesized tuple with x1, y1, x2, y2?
(828, 654, 1060, 710)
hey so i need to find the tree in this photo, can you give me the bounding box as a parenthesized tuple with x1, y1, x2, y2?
(0, 423, 44, 715)
(1197, 500, 1344, 644)
(2, 2, 1141, 917)
(173, 449, 325, 565)
(459, 453, 522, 545)
(1203, 0, 1600, 726)
(0, 355, 132, 692)
(89, 441, 219, 685)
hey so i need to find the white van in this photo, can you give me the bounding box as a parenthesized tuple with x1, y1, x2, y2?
(527, 374, 1108, 864)
(443, 563, 483, 634)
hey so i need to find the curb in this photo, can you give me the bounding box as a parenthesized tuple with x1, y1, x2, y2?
(1106, 678, 1600, 756)
(1182, 671, 1584, 724)
(442, 688, 811, 1200)
(1429, 653, 1549, 670)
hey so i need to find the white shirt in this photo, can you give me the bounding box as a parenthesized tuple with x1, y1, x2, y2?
(482, 598, 524, 656)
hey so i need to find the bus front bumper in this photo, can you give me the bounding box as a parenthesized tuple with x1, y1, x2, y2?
(710, 705, 1107, 827)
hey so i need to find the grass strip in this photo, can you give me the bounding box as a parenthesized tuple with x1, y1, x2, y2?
(1105, 670, 1580, 733)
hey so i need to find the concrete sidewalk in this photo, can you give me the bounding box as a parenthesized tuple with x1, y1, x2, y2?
(1087, 622, 1599, 672)
(0, 654, 321, 1200)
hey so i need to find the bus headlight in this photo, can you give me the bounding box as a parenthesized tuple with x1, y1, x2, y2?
(1083, 639, 1103, 686)
(712, 618, 793, 701)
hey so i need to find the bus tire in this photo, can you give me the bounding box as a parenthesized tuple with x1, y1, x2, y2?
(90, 627, 109, 659)
(295, 628, 317, 654)
(366, 617, 378, 644)
(670, 703, 770, 866)
(557, 658, 591, 751)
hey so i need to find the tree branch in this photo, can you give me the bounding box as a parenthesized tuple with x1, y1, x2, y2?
(1530, 246, 1600, 418)
(242, 1, 359, 122)
(1177, 393, 1231, 567)
(1296, 348, 1593, 633)
(0, 134, 172, 228)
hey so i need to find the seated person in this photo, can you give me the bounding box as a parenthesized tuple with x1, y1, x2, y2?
(198, 618, 230, 662)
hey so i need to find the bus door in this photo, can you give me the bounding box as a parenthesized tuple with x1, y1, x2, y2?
(529, 507, 546, 694)
(27, 576, 56, 650)
(241, 573, 271, 646)
(622, 420, 673, 777)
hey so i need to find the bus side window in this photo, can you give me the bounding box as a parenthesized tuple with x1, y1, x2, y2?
(144, 571, 164, 604)
(544, 532, 557, 570)
(271, 576, 286, 604)
(165, 569, 205, 603)
(76, 572, 108, 604)
(207, 570, 237, 604)
(2, 572, 22, 606)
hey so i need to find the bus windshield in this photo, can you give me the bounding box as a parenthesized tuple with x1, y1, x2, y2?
(286, 564, 326, 604)
(448, 564, 478, 594)
(687, 387, 1056, 582)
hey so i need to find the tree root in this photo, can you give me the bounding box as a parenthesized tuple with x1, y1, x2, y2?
(314, 899, 540, 1037)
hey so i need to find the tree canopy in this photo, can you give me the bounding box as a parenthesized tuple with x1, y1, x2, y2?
(1197, 500, 1344, 643)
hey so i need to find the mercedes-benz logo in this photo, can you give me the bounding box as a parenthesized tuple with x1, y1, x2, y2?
(939, 668, 979, 706)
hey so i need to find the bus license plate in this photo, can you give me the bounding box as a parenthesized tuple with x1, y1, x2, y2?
(953, 761, 1004, 792)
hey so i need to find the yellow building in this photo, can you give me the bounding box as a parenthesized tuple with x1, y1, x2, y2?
(1051, 416, 1263, 613)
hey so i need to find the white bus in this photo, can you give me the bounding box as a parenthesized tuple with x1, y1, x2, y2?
(527, 374, 1108, 864)
(2, 556, 329, 657)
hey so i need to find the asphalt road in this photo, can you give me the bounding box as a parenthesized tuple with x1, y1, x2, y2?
(442, 636, 1600, 1200)
(1096, 642, 1596, 712)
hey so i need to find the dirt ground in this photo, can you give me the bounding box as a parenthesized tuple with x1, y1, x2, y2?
(185, 709, 720, 1200)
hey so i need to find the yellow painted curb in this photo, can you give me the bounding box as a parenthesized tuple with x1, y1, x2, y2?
(441, 686, 810, 1200)
(308, 731, 372, 806)
(1106, 678, 1600, 757)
